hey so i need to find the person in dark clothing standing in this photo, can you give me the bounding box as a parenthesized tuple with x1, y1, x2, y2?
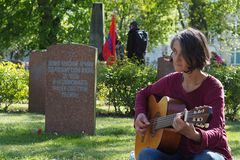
(127, 21, 148, 64)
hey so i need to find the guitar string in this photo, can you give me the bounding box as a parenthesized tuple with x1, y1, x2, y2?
(150, 114, 178, 129)
(151, 115, 208, 130)
(150, 113, 195, 124)
(150, 113, 207, 129)
(150, 113, 203, 125)
(150, 112, 204, 123)
(151, 114, 177, 129)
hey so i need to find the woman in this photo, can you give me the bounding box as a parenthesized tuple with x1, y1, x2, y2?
(134, 28, 232, 160)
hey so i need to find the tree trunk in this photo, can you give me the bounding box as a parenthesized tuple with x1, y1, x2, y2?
(37, 0, 60, 49)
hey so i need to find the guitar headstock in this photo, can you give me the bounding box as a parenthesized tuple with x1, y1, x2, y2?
(187, 105, 212, 128)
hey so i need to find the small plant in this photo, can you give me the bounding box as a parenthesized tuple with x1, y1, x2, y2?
(0, 61, 29, 111)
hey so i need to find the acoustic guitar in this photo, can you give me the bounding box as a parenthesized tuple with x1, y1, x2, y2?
(135, 95, 212, 160)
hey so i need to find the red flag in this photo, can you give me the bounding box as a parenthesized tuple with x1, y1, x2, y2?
(102, 15, 116, 65)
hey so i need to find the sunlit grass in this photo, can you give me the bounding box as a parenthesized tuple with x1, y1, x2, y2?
(0, 113, 135, 160)
(0, 105, 239, 159)
(226, 121, 240, 159)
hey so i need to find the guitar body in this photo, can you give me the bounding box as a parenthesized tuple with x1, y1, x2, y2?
(135, 95, 186, 160)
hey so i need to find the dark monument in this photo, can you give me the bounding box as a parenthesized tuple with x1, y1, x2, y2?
(45, 44, 97, 135)
(157, 57, 175, 79)
(29, 51, 47, 113)
(90, 3, 104, 60)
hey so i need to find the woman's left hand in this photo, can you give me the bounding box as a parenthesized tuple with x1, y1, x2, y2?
(172, 113, 201, 143)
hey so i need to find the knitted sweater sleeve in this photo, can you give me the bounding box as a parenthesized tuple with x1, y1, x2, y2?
(184, 79, 227, 153)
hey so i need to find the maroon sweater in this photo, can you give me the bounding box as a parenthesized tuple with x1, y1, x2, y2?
(135, 72, 232, 160)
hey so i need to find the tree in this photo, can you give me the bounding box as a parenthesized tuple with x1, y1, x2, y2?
(177, 0, 239, 37)
(1, 0, 239, 59)
(37, 0, 61, 49)
(0, 0, 179, 58)
(0, 0, 93, 59)
(100, 0, 179, 49)
(0, 0, 38, 58)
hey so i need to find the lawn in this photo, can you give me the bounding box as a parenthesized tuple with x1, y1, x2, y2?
(0, 110, 239, 159)
(0, 112, 135, 160)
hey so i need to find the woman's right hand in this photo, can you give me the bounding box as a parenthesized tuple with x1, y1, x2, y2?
(134, 113, 150, 136)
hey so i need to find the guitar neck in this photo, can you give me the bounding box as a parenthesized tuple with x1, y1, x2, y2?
(153, 106, 211, 130)
(153, 112, 182, 130)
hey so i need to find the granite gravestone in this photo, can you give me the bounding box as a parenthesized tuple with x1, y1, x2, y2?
(29, 51, 47, 113)
(45, 44, 97, 135)
(157, 57, 175, 79)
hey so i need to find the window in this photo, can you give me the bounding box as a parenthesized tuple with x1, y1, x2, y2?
(231, 50, 240, 65)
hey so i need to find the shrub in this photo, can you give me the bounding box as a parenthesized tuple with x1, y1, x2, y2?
(96, 61, 109, 103)
(0, 61, 29, 111)
(97, 59, 157, 116)
(206, 65, 240, 121)
(98, 61, 240, 120)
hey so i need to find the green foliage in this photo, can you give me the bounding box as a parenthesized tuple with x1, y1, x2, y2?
(57, 1, 93, 45)
(97, 60, 157, 115)
(206, 65, 240, 121)
(178, 0, 240, 36)
(96, 61, 109, 102)
(36, 0, 94, 49)
(98, 61, 240, 120)
(0, 0, 179, 58)
(0, 62, 29, 111)
(0, 0, 38, 56)
(1, 0, 239, 59)
(99, 0, 178, 49)
(0, 0, 93, 56)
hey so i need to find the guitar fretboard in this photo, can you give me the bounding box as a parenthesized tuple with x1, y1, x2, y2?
(151, 113, 179, 130)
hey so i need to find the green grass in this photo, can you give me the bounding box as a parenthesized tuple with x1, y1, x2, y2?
(0, 113, 135, 160)
(0, 107, 239, 159)
(225, 121, 240, 159)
